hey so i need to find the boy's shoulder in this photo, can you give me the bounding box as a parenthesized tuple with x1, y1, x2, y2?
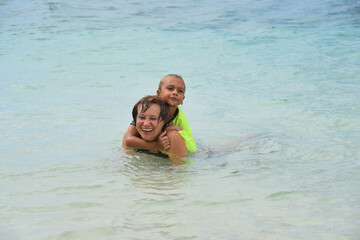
(174, 107, 197, 152)
(178, 108, 189, 120)
(173, 107, 190, 126)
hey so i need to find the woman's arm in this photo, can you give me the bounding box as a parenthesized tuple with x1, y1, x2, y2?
(122, 125, 170, 150)
(166, 130, 187, 164)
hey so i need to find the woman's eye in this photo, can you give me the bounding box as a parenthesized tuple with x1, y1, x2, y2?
(150, 118, 158, 121)
(138, 116, 145, 120)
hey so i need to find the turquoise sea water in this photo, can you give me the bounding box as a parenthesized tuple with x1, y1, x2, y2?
(1, 0, 360, 239)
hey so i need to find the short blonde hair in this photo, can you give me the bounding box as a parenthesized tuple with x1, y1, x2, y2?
(158, 74, 185, 90)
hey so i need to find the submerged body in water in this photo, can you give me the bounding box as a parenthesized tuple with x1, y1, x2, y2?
(124, 133, 273, 165)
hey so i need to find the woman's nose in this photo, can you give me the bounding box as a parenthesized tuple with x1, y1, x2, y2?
(143, 119, 151, 126)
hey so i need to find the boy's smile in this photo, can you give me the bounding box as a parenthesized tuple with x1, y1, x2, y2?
(157, 76, 185, 108)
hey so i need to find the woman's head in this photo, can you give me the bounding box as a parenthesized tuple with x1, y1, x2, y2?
(132, 95, 169, 141)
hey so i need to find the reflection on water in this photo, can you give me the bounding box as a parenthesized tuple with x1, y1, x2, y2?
(114, 133, 286, 238)
(116, 151, 196, 239)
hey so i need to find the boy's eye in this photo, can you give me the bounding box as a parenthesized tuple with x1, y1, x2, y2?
(178, 90, 184, 94)
(167, 87, 174, 90)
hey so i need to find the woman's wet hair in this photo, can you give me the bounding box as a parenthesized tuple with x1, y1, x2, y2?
(132, 95, 170, 124)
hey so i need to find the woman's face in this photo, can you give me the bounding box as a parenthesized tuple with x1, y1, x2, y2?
(136, 104, 165, 142)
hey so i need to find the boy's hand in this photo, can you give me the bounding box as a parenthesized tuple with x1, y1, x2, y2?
(165, 124, 183, 132)
(158, 131, 170, 151)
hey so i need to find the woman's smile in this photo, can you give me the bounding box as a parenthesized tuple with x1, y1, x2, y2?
(141, 128, 153, 132)
(136, 104, 165, 141)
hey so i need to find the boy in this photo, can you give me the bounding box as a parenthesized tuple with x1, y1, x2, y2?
(123, 74, 197, 152)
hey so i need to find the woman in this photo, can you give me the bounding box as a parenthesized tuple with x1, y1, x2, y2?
(122, 95, 187, 164)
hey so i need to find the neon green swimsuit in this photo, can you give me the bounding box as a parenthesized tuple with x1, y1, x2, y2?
(172, 108, 197, 152)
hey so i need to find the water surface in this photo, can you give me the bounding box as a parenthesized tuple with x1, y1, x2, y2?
(1, 0, 360, 239)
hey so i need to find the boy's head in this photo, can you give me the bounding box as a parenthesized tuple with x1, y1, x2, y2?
(157, 74, 186, 107)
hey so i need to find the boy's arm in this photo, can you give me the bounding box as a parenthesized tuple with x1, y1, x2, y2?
(122, 125, 170, 151)
(164, 124, 182, 132)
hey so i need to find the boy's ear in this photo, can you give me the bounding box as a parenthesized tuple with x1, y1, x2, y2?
(156, 89, 160, 96)
(180, 95, 185, 105)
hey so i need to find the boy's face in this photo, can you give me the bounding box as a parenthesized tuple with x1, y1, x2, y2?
(156, 76, 185, 107)
(136, 104, 165, 142)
